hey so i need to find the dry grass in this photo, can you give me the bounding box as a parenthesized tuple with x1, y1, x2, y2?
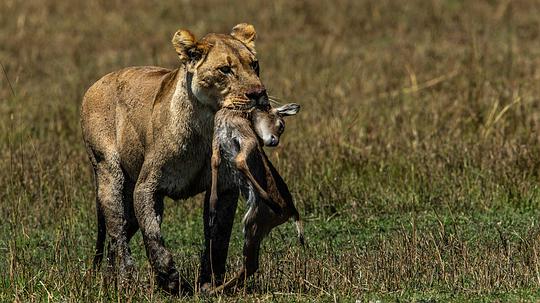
(3, 0, 540, 301)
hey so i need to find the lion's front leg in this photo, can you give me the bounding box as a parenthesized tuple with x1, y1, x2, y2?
(199, 187, 239, 291)
(134, 169, 179, 295)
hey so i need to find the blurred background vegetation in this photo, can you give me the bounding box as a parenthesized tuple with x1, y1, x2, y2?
(2, 0, 540, 301)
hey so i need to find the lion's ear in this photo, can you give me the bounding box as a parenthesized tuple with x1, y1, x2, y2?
(172, 29, 207, 62)
(231, 23, 256, 51)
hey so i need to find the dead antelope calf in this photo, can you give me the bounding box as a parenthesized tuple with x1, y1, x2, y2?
(209, 103, 304, 292)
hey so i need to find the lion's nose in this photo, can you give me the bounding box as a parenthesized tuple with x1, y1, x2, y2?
(245, 87, 268, 106)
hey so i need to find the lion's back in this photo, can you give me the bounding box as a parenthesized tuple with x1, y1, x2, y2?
(80, 66, 177, 174)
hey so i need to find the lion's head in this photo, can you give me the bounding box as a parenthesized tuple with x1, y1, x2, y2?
(172, 23, 268, 110)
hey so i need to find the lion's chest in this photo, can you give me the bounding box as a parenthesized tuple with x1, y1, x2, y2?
(156, 109, 215, 198)
(157, 130, 210, 199)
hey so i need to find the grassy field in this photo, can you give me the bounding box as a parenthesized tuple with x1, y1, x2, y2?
(2, 0, 540, 301)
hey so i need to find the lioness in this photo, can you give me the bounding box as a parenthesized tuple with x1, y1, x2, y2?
(81, 23, 269, 294)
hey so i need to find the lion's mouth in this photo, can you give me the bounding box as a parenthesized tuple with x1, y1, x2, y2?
(222, 96, 255, 109)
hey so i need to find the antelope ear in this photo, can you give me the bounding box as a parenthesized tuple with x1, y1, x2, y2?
(231, 23, 256, 51)
(276, 103, 300, 116)
(172, 29, 208, 62)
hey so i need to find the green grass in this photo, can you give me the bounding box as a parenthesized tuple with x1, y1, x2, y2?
(3, 0, 540, 301)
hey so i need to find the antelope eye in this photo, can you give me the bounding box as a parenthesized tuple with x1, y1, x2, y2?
(278, 121, 285, 133)
(218, 65, 232, 74)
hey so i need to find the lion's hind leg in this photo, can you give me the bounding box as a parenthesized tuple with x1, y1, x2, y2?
(94, 150, 135, 283)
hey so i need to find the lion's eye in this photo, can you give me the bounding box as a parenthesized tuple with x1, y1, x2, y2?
(251, 61, 260, 75)
(218, 65, 232, 74)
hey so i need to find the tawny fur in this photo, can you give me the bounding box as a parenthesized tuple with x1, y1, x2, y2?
(81, 24, 270, 294)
